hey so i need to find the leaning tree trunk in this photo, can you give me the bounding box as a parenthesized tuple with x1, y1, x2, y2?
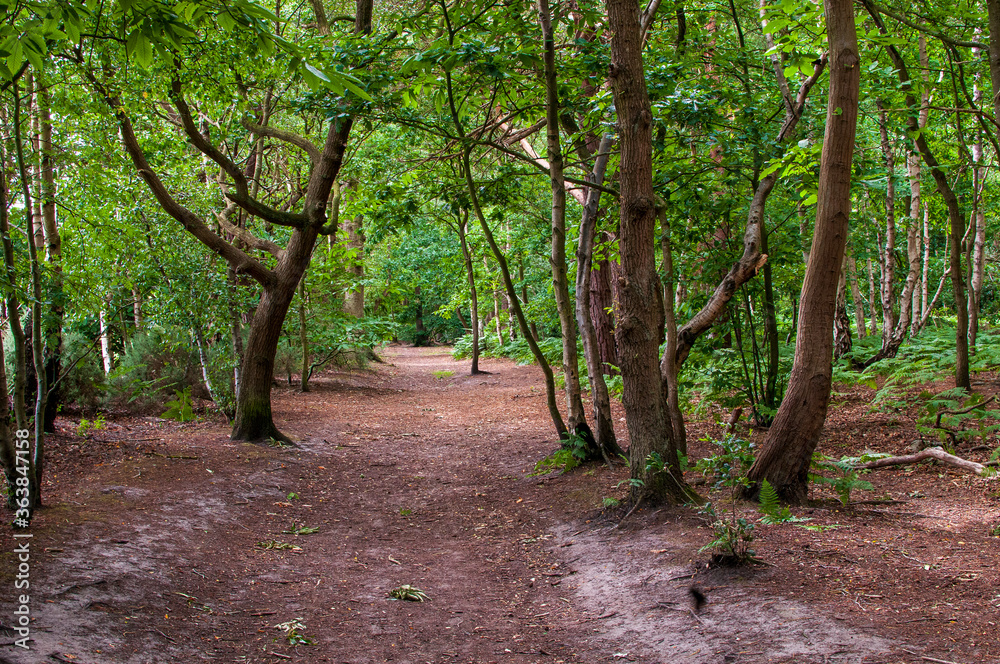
(590, 249, 618, 373)
(862, 0, 969, 389)
(606, 0, 693, 503)
(746, 0, 859, 503)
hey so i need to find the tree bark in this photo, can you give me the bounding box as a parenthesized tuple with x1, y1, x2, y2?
(455, 211, 483, 374)
(846, 251, 866, 339)
(834, 254, 852, 360)
(590, 248, 618, 372)
(746, 0, 859, 503)
(38, 78, 62, 434)
(576, 136, 624, 459)
(538, 0, 589, 439)
(607, 0, 693, 503)
(862, 0, 969, 389)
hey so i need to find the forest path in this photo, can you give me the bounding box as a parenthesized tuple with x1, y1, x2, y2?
(4, 345, 898, 664)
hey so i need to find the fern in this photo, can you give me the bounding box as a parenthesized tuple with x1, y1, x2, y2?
(758, 479, 809, 524)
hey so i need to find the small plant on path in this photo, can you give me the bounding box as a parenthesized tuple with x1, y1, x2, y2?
(274, 618, 313, 645)
(389, 584, 429, 602)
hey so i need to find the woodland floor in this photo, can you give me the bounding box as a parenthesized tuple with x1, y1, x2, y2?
(1, 345, 999, 664)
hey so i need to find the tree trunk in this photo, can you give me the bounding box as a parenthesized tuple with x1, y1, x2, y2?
(590, 249, 618, 373)
(461, 147, 566, 438)
(847, 251, 866, 339)
(659, 208, 687, 453)
(875, 101, 897, 348)
(746, 0, 859, 503)
(38, 78, 62, 434)
(867, 257, 879, 337)
(538, 0, 589, 440)
(231, 273, 305, 442)
(299, 277, 310, 392)
(456, 211, 483, 374)
(862, 0, 969, 389)
(834, 255, 852, 360)
(343, 214, 365, 318)
(606, 0, 693, 503)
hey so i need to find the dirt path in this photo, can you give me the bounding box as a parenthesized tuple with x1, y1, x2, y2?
(1, 346, 994, 663)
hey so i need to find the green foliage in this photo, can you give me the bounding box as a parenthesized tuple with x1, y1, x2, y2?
(602, 497, 620, 509)
(283, 523, 320, 535)
(809, 453, 876, 505)
(694, 435, 755, 490)
(529, 448, 580, 476)
(75, 413, 107, 437)
(698, 501, 756, 564)
(758, 479, 809, 524)
(160, 387, 195, 422)
(916, 389, 1000, 447)
(432, 370, 454, 379)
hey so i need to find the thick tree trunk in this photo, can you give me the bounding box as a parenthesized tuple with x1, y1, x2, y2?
(607, 0, 693, 503)
(538, 0, 589, 439)
(231, 273, 305, 442)
(746, 0, 859, 503)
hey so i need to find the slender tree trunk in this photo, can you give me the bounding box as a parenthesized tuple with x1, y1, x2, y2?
(921, 204, 930, 321)
(847, 251, 866, 339)
(747, 0, 859, 503)
(299, 277, 310, 392)
(760, 227, 780, 409)
(968, 78, 986, 350)
(607, 0, 694, 503)
(538, 0, 589, 440)
(834, 255, 852, 359)
(659, 208, 687, 452)
(867, 257, 878, 337)
(863, 0, 969, 388)
(576, 136, 624, 459)
(37, 78, 61, 433)
(343, 214, 365, 318)
(456, 212, 483, 374)
(875, 101, 897, 347)
(590, 248, 618, 372)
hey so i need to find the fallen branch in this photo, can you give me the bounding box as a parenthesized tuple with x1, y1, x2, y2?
(854, 447, 989, 476)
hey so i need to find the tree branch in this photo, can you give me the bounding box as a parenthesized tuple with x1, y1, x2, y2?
(854, 447, 989, 476)
(216, 204, 284, 259)
(241, 117, 322, 164)
(863, 1, 986, 49)
(82, 71, 275, 286)
(170, 82, 310, 228)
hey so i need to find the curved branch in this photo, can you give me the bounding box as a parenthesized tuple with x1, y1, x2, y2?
(83, 72, 275, 286)
(170, 82, 309, 228)
(216, 204, 284, 259)
(241, 117, 322, 164)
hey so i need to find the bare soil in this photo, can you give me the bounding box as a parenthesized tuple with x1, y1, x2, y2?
(1, 345, 998, 664)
